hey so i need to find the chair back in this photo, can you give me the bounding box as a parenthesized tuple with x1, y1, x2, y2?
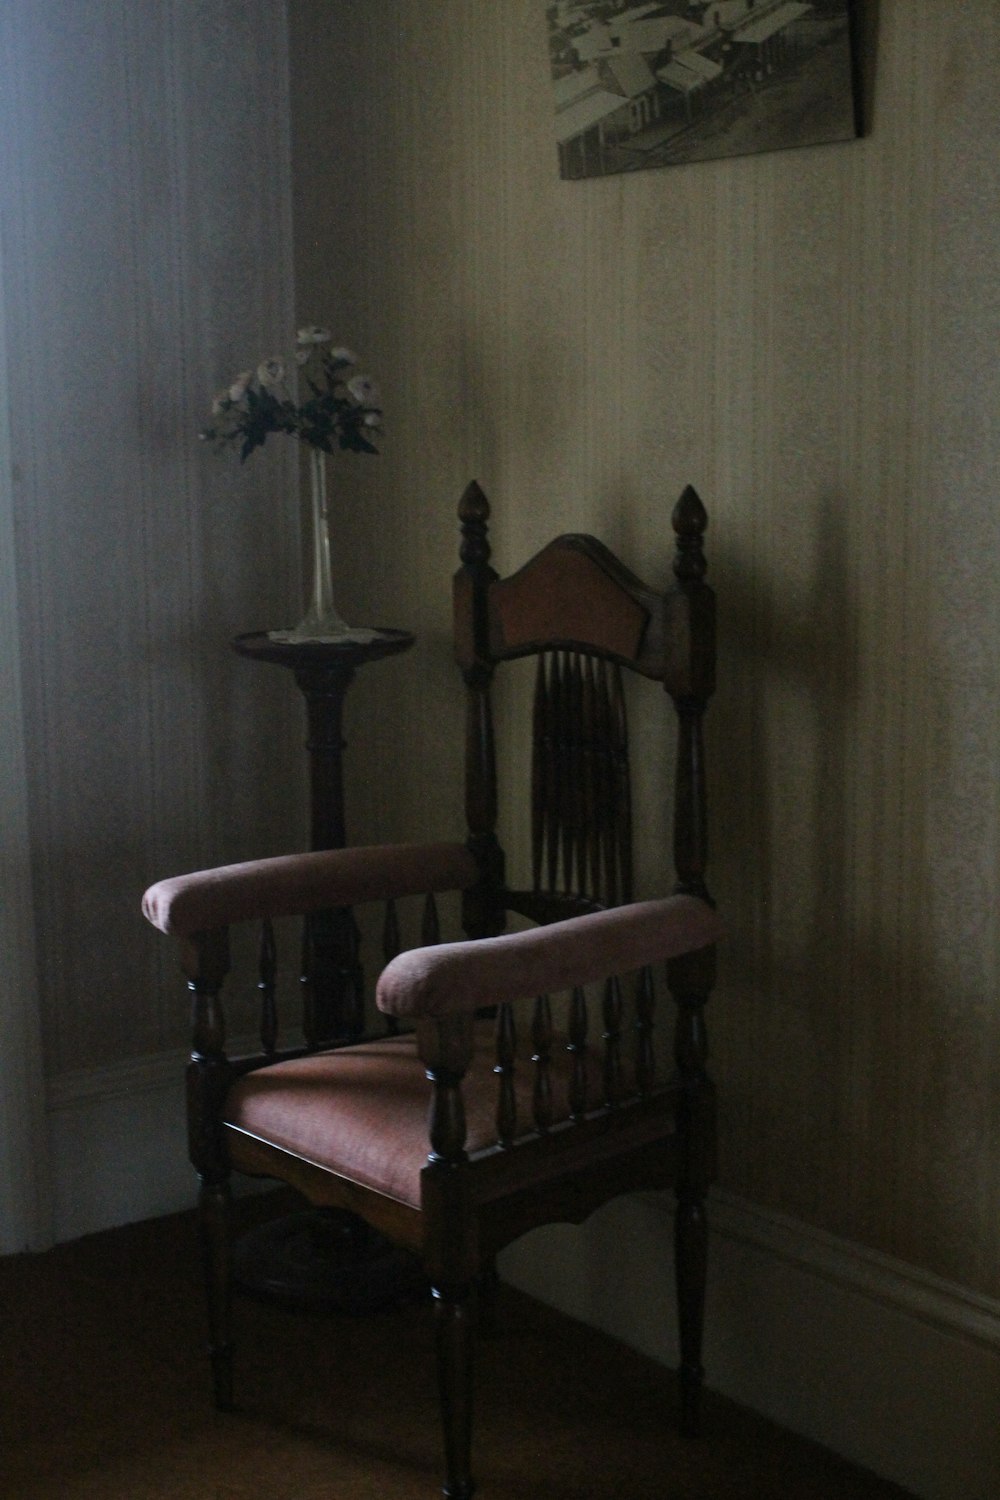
(453, 481, 715, 940)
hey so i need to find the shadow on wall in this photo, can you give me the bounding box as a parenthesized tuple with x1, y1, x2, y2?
(710, 474, 985, 1286)
(711, 494, 872, 1227)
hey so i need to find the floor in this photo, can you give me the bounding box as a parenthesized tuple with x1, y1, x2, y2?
(0, 1194, 917, 1499)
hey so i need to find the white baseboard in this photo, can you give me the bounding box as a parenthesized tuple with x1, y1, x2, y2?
(45, 1037, 274, 1243)
(43, 1058, 1000, 1500)
(46, 1050, 193, 1243)
(499, 1190, 1000, 1500)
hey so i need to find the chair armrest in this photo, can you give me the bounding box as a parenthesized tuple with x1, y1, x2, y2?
(142, 842, 480, 937)
(376, 894, 722, 1020)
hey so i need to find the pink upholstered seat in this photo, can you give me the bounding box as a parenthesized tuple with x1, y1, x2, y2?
(225, 1022, 604, 1211)
(225, 896, 717, 1210)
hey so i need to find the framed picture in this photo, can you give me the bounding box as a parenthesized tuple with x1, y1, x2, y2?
(547, 1, 860, 179)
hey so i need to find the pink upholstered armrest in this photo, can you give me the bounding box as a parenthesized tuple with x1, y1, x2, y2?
(376, 894, 722, 1020)
(142, 842, 480, 938)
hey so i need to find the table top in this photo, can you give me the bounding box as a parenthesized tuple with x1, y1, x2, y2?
(232, 628, 415, 671)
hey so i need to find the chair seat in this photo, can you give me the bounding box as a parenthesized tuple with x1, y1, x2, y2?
(225, 1022, 599, 1210)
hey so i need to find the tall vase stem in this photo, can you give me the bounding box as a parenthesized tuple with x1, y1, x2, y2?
(289, 447, 351, 640)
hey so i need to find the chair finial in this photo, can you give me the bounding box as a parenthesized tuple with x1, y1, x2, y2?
(458, 480, 492, 568)
(672, 485, 708, 583)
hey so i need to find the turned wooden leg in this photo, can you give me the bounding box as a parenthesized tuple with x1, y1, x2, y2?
(675, 1188, 707, 1437)
(433, 1282, 476, 1500)
(198, 1175, 234, 1411)
(476, 1261, 500, 1339)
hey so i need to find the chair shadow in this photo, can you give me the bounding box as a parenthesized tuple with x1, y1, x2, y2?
(711, 490, 916, 1223)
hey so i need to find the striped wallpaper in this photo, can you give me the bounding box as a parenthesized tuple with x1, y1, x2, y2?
(289, 0, 1000, 1300)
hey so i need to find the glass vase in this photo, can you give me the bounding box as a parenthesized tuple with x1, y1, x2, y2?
(287, 447, 352, 641)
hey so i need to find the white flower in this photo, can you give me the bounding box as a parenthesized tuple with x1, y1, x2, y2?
(229, 370, 253, 402)
(347, 374, 380, 406)
(202, 331, 381, 458)
(257, 357, 286, 388)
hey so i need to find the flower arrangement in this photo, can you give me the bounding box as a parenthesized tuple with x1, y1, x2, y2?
(200, 325, 382, 461)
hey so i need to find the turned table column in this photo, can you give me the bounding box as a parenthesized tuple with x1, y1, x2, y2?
(231, 628, 414, 1043)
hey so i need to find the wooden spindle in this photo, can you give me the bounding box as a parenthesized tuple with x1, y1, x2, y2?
(382, 897, 401, 963)
(673, 703, 709, 901)
(592, 659, 608, 901)
(494, 1003, 517, 1146)
(297, 906, 363, 1046)
(556, 654, 577, 890)
(545, 652, 562, 891)
(668, 484, 715, 1083)
(602, 974, 624, 1107)
(567, 984, 589, 1119)
(198, 1174, 234, 1411)
(465, 675, 498, 850)
(421, 1015, 474, 1169)
(668, 483, 716, 1439)
(582, 658, 601, 899)
(299, 917, 319, 1050)
(257, 917, 278, 1056)
(531, 993, 554, 1133)
(635, 964, 656, 1096)
(671, 959, 713, 1083)
(455, 482, 505, 942)
(668, 485, 714, 904)
(183, 929, 233, 1410)
(596, 659, 617, 905)
(671, 952, 714, 1438)
(611, 664, 633, 904)
(531, 654, 547, 890)
(418, 1005, 478, 1500)
(567, 654, 585, 894)
(186, 930, 230, 1065)
(422, 891, 442, 947)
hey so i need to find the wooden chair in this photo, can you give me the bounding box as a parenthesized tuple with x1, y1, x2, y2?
(142, 482, 721, 1500)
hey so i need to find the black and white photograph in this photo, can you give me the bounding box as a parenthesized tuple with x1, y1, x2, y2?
(548, 1, 859, 177)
